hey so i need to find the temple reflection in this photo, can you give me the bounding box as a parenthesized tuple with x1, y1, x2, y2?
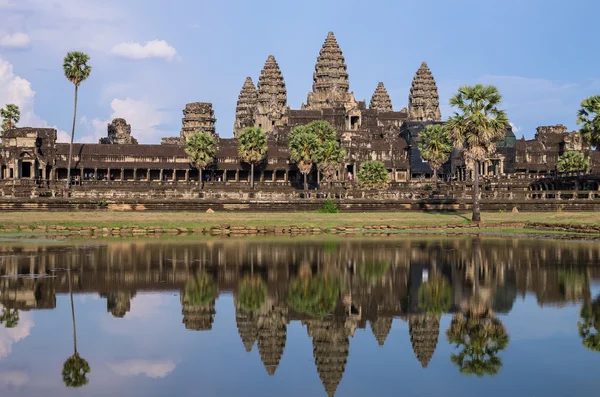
(1, 237, 599, 395)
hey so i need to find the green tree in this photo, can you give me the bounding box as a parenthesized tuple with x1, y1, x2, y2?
(0, 307, 19, 328)
(63, 264, 90, 388)
(237, 126, 268, 189)
(577, 95, 600, 148)
(417, 124, 453, 180)
(358, 261, 390, 284)
(306, 120, 337, 143)
(557, 151, 590, 173)
(357, 160, 389, 189)
(418, 275, 452, 315)
(289, 126, 319, 190)
(446, 308, 509, 377)
(445, 84, 509, 223)
(316, 140, 345, 186)
(288, 275, 344, 317)
(578, 295, 600, 352)
(0, 104, 20, 134)
(238, 276, 267, 313)
(184, 272, 217, 307)
(63, 51, 92, 189)
(185, 130, 218, 189)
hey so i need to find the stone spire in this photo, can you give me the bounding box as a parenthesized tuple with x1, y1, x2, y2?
(180, 293, 216, 331)
(235, 306, 258, 352)
(257, 303, 287, 376)
(233, 77, 258, 138)
(256, 55, 287, 134)
(304, 32, 356, 111)
(408, 314, 440, 368)
(408, 62, 442, 122)
(370, 316, 393, 346)
(180, 102, 217, 142)
(104, 291, 135, 318)
(369, 82, 393, 112)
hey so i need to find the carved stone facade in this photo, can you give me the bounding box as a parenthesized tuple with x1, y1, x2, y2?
(255, 55, 287, 134)
(100, 118, 138, 145)
(180, 102, 216, 141)
(233, 77, 258, 138)
(408, 62, 442, 122)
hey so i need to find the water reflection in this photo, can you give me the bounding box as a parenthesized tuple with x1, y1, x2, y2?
(0, 237, 600, 396)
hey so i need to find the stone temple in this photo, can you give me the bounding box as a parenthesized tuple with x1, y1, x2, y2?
(1, 31, 598, 188)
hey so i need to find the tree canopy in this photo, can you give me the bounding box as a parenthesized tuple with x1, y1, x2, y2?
(579, 295, 600, 352)
(357, 160, 389, 189)
(0, 104, 20, 133)
(238, 276, 267, 313)
(62, 353, 91, 388)
(0, 307, 19, 328)
(288, 275, 344, 318)
(289, 126, 319, 189)
(316, 140, 345, 182)
(305, 120, 337, 143)
(63, 52, 92, 87)
(418, 275, 452, 315)
(184, 272, 217, 307)
(557, 150, 590, 173)
(418, 124, 453, 179)
(577, 95, 600, 148)
(185, 130, 218, 170)
(237, 126, 267, 165)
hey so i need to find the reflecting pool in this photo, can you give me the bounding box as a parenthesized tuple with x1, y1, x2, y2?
(1, 236, 600, 396)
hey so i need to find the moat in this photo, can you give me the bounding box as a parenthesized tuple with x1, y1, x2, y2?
(1, 237, 600, 396)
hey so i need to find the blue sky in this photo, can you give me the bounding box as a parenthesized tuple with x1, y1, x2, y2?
(0, 0, 598, 143)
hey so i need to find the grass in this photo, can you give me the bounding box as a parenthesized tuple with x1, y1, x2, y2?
(1, 211, 600, 230)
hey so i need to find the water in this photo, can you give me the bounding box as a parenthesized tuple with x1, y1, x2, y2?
(1, 236, 600, 397)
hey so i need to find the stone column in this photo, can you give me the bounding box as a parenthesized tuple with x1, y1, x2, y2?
(260, 171, 264, 182)
(107, 168, 111, 181)
(80, 168, 83, 184)
(184, 170, 189, 182)
(392, 168, 397, 182)
(284, 170, 288, 183)
(235, 169, 239, 182)
(30, 162, 34, 179)
(172, 169, 176, 182)
(133, 168, 137, 181)
(272, 170, 276, 182)
(159, 169, 164, 182)
(148, 168, 151, 181)
(93, 168, 98, 180)
(120, 168, 124, 181)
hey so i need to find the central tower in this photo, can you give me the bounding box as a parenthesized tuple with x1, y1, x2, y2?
(303, 32, 357, 111)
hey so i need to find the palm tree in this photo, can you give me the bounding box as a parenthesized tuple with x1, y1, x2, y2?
(578, 294, 600, 352)
(306, 120, 338, 188)
(185, 130, 218, 189)
(0, 307, 19, 328)
(63, 264, 91, 388)
(184, 272, 217, 307)
(237, 126, 268, 189)
(417, 124, 453, 180)
(316, 140, 345, 187)
(557, 151, 590, 173)
(289, 126, 319, 190)
(446, 308, 509, 377)
(288, 275, 344, 318)
(445, 84, 509, 222)
(418, 274, 452, 315)
(63, 51, 92, 189)
(358, 261, 390, 284)
(0, 104, 20, 134)
(577, 95, 600, 147)
(238, 276, 267, 313)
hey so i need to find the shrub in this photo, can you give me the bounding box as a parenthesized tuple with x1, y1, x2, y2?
(357, 160, 389, 189)
(319, 198, 339, 213)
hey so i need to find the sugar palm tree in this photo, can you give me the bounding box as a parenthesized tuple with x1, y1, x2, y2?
(63, 51, 92, 189)
(578, 294, 600, 352)
(238, 276, 267, 313)
(289, 126, 319, 190)
(557, 151, 590, 173)
(316, 140, 345, 187)
(237, 126, 267, 189)
(418, 124, 453, 180)
(306, 120, 336, 143)
(0, 307, 19, 328)
(62, 264, 90, 388)
(0, 104, 20, 134)
(445, 84, 509, 222)
(184, 272, 217, 307)
(185, 130, 218, 189)
(288, 275, 344, 318)
(577, 95, 600, 148)
(418, 274, 452, 315)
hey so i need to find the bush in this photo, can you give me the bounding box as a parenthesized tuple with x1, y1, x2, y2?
(319, 198, 339, 213)
(357, 160, 389, 189)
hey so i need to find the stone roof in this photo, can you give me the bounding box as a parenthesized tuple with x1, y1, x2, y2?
(369, 82, 393, 112)
(370, 316, 393, 346)
(2, 127, 56, 139)
(408, 314, 440, 368)
(307, 319, 349, 397)
(408, 62, 442, 122)
(235, 306, 258, 352)
(257, 55, 287, 112)
(257, 304, 287, 376)
(233, 77, 258, 137)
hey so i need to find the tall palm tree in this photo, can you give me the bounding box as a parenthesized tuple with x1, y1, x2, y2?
(0, 103, 20, 134)
(237, 126, 267, 189)
(577, 95, 600, 148)
(445, 84, 509, 222)
(316, 140, 345, 187)
(417, 124, 453, 180)
(306, 120, 338, 187)
(185, 130, 218, 189)
(288, 275, 344, 318)
(289, 126, 319, 190)
(63, 264, 91, 388)
(63, 52, 92, 189)
(238, 276, 267, 313)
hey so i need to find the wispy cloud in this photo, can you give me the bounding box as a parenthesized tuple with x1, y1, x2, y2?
(110, 40, 178, 61)
(108, 359, 176, 379)
(0, 32, 30, 48)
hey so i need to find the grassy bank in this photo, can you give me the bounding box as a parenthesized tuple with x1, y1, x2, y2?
(1, 211, 600, 230)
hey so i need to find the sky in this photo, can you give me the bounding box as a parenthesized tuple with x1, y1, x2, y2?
(0, 0, 598, 143)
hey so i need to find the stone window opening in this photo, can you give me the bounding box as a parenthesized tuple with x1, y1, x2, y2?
(350, 116, 360, 130)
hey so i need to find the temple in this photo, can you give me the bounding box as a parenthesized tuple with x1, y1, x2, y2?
(1, 31, 598, 195)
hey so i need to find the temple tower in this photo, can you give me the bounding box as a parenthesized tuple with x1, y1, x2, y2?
(180, 102, 217, 142)
(408, 62, 442, 122)
(369, 82, 393, 112)
(235, 305, 258, 352)
(104, 291, 135, 318)
(303, 32, 357, 111)
(180, 293, 216, 331)
(255, 55, 287, 134)
(408, 314, 440, 368)
(370, 316, 393, 346)
(100, 118, 138, 144)
(257, 302, 288, 375)
(233, 77, 258, 138)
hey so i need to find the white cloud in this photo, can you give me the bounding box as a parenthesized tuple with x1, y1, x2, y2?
(0, 309, 34, 359)
(0, 57, 68, 139)
(110, 40, 178, 61)
(0, 32, 30, 48)
(81, 98, 170, 144)
(0, 371, 29, 388)
(108, 359, 175, 379)
(510, 122, 520, 133)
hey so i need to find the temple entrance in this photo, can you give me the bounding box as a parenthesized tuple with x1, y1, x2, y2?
(346, 165, 355, 181)
(21, 161, 31, 178)
(0, 165, 5, 179)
